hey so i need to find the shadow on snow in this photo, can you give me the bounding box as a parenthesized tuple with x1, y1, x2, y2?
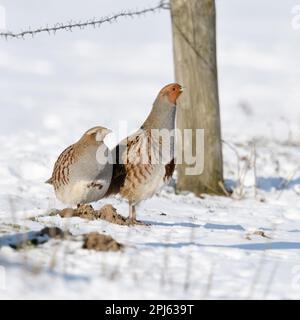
(142, 241, 300, 251)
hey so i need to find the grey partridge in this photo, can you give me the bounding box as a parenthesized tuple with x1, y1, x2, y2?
(47, 126, 112, 206)
(106, 83, 183, 222)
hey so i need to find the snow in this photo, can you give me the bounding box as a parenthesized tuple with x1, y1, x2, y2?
(1, 0, 300, 299)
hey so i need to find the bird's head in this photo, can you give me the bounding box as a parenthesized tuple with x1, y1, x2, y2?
(82, 126, 112, 144)
(158, 83, 183, 105)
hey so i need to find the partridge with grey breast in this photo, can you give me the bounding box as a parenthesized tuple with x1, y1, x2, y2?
(105, 83, 183, 222)
(47, 126, 112, 206)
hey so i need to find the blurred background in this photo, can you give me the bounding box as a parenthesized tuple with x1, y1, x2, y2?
(0, 0, 299, 143)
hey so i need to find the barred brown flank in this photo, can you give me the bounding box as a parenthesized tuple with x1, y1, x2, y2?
(51, 145, 75, 190)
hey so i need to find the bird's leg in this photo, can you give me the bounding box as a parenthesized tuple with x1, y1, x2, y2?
(129, 203, 136, 222)
(128, 204, 149, 226)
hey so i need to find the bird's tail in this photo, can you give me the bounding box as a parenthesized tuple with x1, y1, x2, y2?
(45, 178, 53, 185)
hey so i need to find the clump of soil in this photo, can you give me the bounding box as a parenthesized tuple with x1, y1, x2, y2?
(245, 230, 271, 240)
(5, 227, 70, 250)
(58, 208, 76, 218)
(58, 205, 96, 220)
(97, 205, 130, 225)
(82, 232, 123, 252)
(39, 227, 71, 239)
(56, 204, 146, 226)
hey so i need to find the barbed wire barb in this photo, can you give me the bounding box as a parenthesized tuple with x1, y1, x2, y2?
(0, 0, 170, 40)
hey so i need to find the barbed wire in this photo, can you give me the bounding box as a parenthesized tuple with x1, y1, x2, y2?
(0, 0, 170, 40)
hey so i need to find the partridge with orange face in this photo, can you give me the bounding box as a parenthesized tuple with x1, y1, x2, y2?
(47, 126, 113, 206)
(106, 83, 183, 222)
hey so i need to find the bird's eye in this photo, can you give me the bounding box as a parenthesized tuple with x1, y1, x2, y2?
(172, 87, 176, 91)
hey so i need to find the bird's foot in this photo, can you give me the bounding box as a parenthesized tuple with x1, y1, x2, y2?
(128, 218, 150, 226)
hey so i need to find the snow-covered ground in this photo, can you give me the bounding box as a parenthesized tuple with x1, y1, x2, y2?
(0, 0, 300, 299)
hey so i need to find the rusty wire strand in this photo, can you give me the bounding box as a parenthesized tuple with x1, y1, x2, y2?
(0, 0, 170, 40)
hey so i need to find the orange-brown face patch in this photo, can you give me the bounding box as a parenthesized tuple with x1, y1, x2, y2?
(159, 83, 183, 105)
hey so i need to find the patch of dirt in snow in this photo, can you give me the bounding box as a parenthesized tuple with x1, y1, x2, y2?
(0, 227, 70, 250)
(0, 224, 124, 253)
(82, 232, 123, 252)
(39, 227, 71, 239)
(245, 230, 272, 240)
(56, 204, 143, 226)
